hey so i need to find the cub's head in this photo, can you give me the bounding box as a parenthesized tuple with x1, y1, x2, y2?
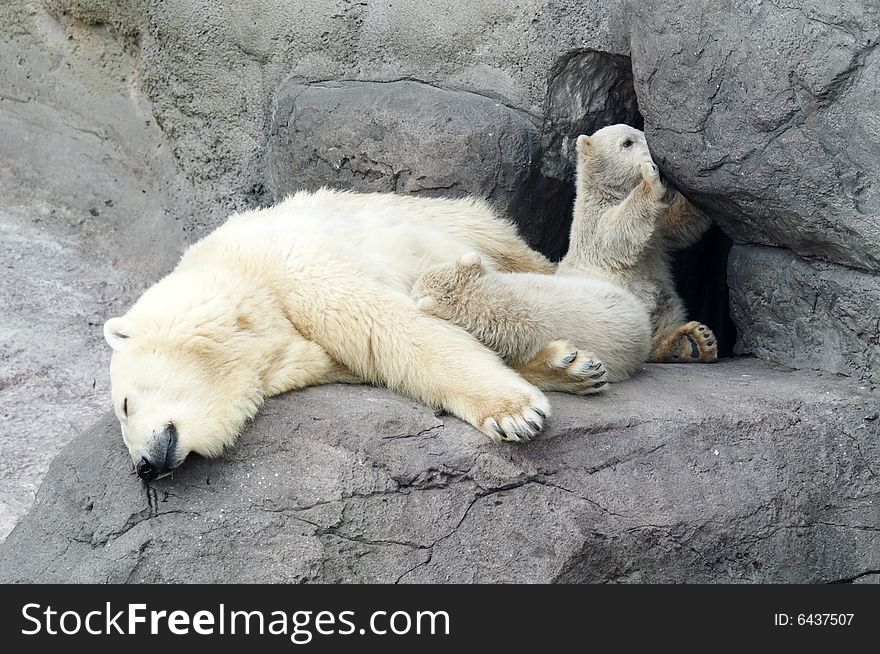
(103, 312, 259, 481)
(575, 124, 652, 196)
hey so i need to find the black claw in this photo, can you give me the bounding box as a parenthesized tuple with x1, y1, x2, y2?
(526, 419, 540, 432)
(589, 369, 607, 379)
(593, 380, 608, 388)
(698, 326, 706, 332)
(561, 352, 578, 366)
(534, 409, 546, 419)
(706, 340, 716, 347)
(494, 424, 506, 439)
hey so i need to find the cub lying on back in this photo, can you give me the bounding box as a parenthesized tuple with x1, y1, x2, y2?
(412, 253, 652, 386)
(558, 124, 718, 363)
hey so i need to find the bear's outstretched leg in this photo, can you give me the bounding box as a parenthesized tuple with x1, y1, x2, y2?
(515, 340, 608, 395)
(413, 252, 650, 389)
(284, 268, 550, 442)
(649, 321, 717, 363)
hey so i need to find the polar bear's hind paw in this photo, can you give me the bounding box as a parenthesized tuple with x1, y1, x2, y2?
(650, 321, 717, 363)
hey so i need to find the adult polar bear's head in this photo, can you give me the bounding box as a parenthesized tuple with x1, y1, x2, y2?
(103, 272, 265, 481)
(575, 123, 656, 197)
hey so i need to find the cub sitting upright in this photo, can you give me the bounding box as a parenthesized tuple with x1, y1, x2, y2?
(557, 124, 717, 363)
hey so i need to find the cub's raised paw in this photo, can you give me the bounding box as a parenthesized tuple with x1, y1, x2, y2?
(639, 160, 666, 200)
(478, 387, 551, 444)
(517, 339, 609, 395)
(640, 160, 660, 181)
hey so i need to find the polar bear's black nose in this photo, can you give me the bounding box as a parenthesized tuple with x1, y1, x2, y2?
(136, 457, 156, 481)
(136, 423, 180, 481)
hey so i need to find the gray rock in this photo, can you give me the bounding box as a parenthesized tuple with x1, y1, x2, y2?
(267, 80, 554, 250)
(628, 0, 880, 271)
(267, 55, 646, 260)
(729, 245, 880, 383)
(539, 49, 643, 183)
(2, 359, 877, 583)
(38, 0, 627, 212)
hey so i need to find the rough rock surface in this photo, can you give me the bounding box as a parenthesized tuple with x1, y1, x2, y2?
(1, 359, 877, 583)
(39, 0, 628, 211)
(268, 80, 553, 251)
(267, 53, 648, 260)
(628, 0, 880, 387)
(729, 245, 880, 382)
(629, 0, 880, 271)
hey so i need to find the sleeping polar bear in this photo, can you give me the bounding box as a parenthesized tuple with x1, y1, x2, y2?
(104, 189, 648, 480)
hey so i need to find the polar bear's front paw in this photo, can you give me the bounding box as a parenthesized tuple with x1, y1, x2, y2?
(478, 388, 551, 444)
(454, 252, 486, 278)
(547, 341, 609, 395)
(415, 295, 444, 315)
(639, 160, 666, 201)
(516, 339, 609, 395)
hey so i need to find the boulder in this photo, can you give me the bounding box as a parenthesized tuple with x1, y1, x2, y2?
(267, 80, 555, 252)
(39, 0, 628, 211)
(1, 359, 877, 583)
(729, 245, 880, 382)
(266, 58, 645, 259)
(0, 2, 196, 540)
(628, 0, 880, 271)
(627, 0, 880, 386)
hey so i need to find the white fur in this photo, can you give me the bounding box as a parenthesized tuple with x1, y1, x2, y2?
(106, 189, 558, 465)
(559, 124, 714, 359)
(412, 254, 651, 382)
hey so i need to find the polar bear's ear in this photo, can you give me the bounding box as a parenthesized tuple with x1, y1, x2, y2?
(104, 317, 133, 351)
(576, 135, 592, 154)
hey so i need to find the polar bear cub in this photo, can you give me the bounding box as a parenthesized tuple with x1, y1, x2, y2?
(412, 253, 652, 385)
(559, 124, 717, 363)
